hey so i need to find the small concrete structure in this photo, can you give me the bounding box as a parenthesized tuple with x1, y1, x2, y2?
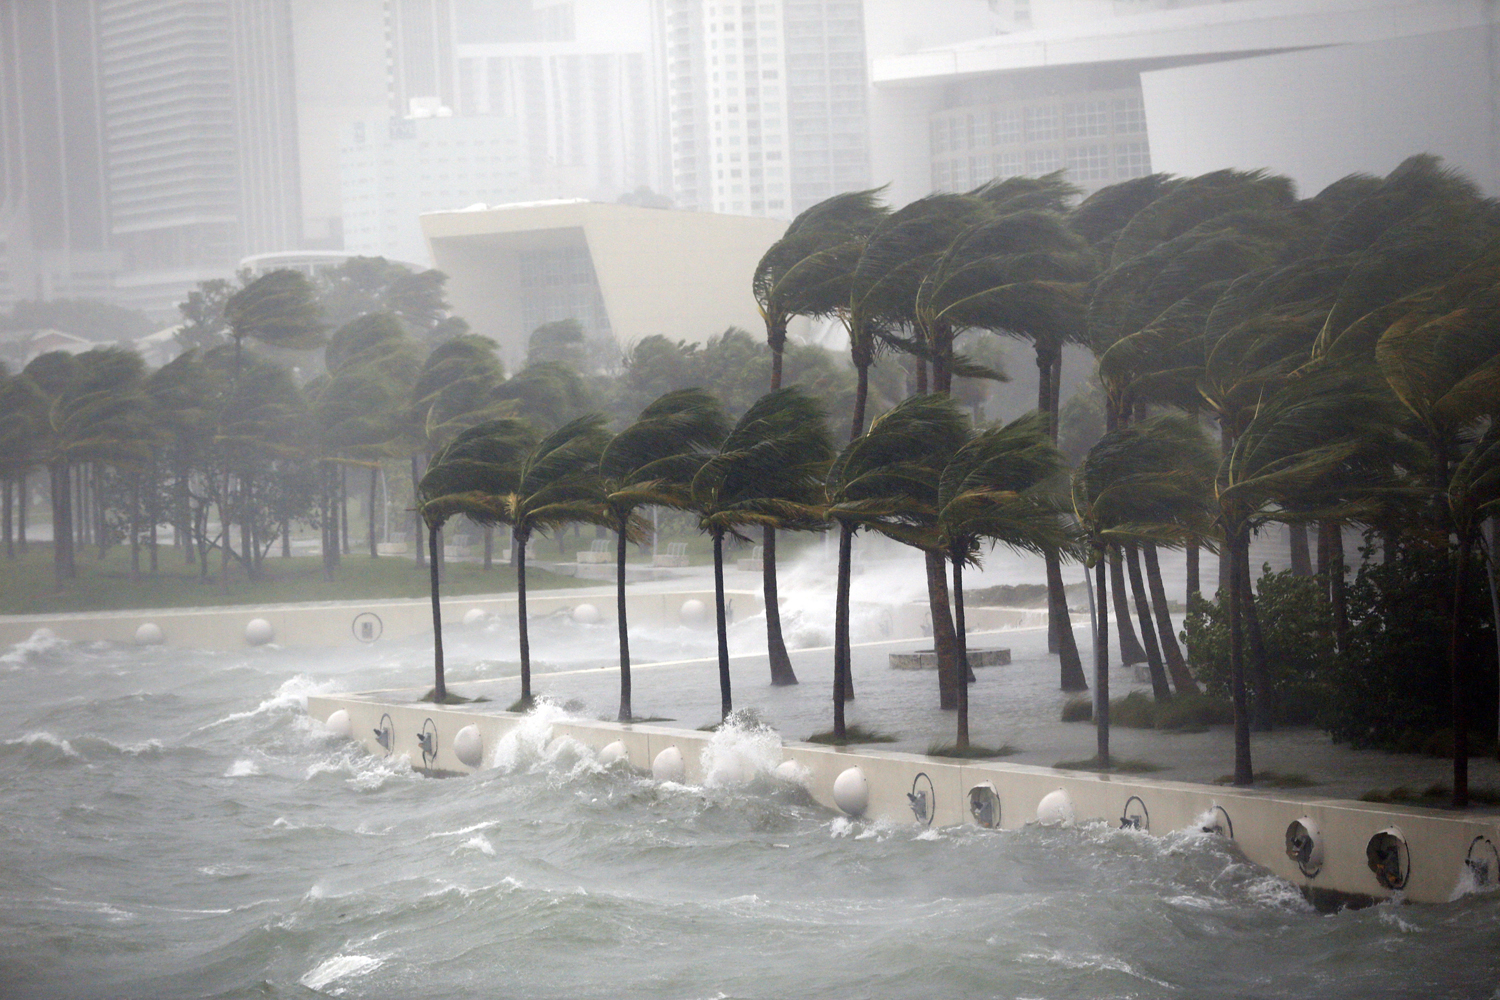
(306, 693, 1500, 908)
(890, 647, 1010, 670)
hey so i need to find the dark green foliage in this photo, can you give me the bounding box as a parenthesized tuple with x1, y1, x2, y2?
(925, 742, 1016, 759)
(806, 725, 897, 745)
(1323, 544, 1497, 752)
(1184, 566, 1335, 725)
(1059, 691, 1233, 730)
(1060, 697, 1093, 722)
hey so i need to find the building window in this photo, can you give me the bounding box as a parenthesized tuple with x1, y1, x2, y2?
(989, 108, 1021, 145)
(1064, 144, 1111, 182)
(1025, 148, 1062, 174)
(993, 151, 1022, 178)
(1061, 102, 1109, 138)
(1023, 106, 1057, 142)
(1115, 140, 1151, 178)
(932, 119, 947, 154)
(1115, 96, 1146, 134)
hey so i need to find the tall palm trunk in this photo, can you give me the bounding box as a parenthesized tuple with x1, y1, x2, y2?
(1143, 542, 1197, 694)
(429, 523, 446, 703)
(368, 466, 379, 558)
(1288, 523, 1313, 576)
(952, 553, 972, 751)
(1125, 543, 1171, 700)
(1229, 524, 1254, 786)
(3, 477, 12, 559)
(1109, 547, 1147, 664)
(1237, 551, 1274, 730)
(763, 340, 797, 687)
(712, 529, 733, 721)
(516, 527, 533, 709)
(616, 524, 632, 722)
(833, 522, 853, 738)
(1450, 529, 1474, 808)
(412, 454, 426, 567)
(17, 472, 27, 554)
(50, 461, 75, 583)
(929, 550, 963, 709)
(1039, 348, 1087, 690)
(1185, 542, 1200, 601)
(1093, 544, 1110, 768)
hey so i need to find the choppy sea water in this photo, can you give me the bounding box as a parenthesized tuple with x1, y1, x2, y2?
(2, 626, 1499, 1000)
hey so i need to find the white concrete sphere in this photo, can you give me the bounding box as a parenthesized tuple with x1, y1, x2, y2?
(134, 623, 164, 646)
(773, 759, 807, 786)
(1036, 788, 1075, 827)
(453, 725, 484, 768)
(833, 766, 869, 817)
(652, 745, 685, 783)
(244, 618, 275, 646)
(679, 599, 709, 627)
(462, 607, 488, 626)
(324, 709, 352, 739)
(597, 740, 628, 766)
(572, 603, 601, 625)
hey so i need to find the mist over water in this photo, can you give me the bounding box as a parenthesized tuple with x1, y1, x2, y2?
(1, 621, 1498, 999)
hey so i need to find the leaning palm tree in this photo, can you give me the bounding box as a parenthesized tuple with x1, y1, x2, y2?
(495, 414, 612, 709)
(688, 388, 834, 721)
(1072, 415, 1217, 770)
(824, 394, 969, 738)
(596, 389, 729, 721)
(222, 269, 326, 382)
(932, 414, 1072, 750)
(418, 418, 538, 703)
(753, 187, 889, 688)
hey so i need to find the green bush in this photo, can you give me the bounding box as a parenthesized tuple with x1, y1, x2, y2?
(1060, 697, 1093, 722)
(1154, 692, 1235, 731)
(1324, 543, 1497, 752)
(1182, 566, 1334, 726)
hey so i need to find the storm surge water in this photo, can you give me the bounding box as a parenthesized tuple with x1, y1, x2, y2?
(1, 631, 1498, 1000)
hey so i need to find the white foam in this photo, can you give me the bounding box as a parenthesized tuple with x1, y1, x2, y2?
(299, 953, 383, 991)
(9, 731, 80, 758)
(699, 711, 784, 787)
(198, 675, 340, 731)
(224, 759, 261, 777)
(1, 627, 65, 665)
(459, 835, 496, 857)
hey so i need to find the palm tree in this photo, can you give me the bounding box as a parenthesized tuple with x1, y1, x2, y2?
(1072, 415, 1217, 769)
(932, 414, 1072, 750)
(418, 418, 537, 703)
(596, 389, 729, 721)
(823, 394, 969, 738)
(496, 414, 612, 709)
(753, 187, 888, 688)
(222, 269, 325, 382)
(688, 388, 833, 720)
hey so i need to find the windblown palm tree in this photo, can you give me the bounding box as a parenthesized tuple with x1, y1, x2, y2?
(418, 418, 537, 703)
(688, 388, 833, 720)
(595, 389, 729, 721)
(1072, 415, 1217, 770)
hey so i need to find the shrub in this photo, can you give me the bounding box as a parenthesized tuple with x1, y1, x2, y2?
(1182, 566, 1334, 726)
(1061, 697, 1093, 722)
(1154, 692, 1235, 731)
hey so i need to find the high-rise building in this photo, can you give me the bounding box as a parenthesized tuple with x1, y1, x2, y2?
(0, 0, 117, 309)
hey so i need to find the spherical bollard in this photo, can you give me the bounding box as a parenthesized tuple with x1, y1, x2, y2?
(244, 618, 274, 646)
(134, 623, 164, 646)
(1036, 788, 1074, 827)
(453, 725, 484, 768)
(652, 745, 685, 783)
(773, 759, 808, 786)
(324, 709, 352, 738)
(709, 751, 751, 787)
(597, 740, 628, 766)
(679, 598, 708, 627)
(462, 607, 488, 626)
(833, 766, 869, 817)
(572, 603, 601, 625)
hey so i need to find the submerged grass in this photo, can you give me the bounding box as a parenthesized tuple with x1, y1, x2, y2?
(1053, 756, 1165, 774)
(1360, 784, 1500, 807)
(806, 724, 898, 746)
(925, 741, 1016, 760)
(1214, 770, 1318, 788)
(418, 689, 490, 705)
(1059, 691, 1233, 732)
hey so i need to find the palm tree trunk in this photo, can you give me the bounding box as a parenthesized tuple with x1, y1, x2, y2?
(1109, 547, 1146, 664)
(616, 524, 632, 722)
(429, 523, 446, 704)
(929, 549, 961, 709)
(1238, 550, 1274, 730)
(953, 554, 971, 751)
(1229, 525, 1254, 786)
(412, 454, 426, 567)
(3, 477, 12, 559)
(1329, 525, 1347, 651)
(17, 472, 27, 554)
(762, 526, 798, 685)
(483, 526, 493, 570)
(129, 474, 141, 583)
(1143, 542, 1196, 694)
(850, 362, 871, 440)
(368, 466, 379, 558)
(833, 522, 852, 739)
(517, 527, 533, 709)
(1126, 543, 1171, 700)
(713, 529, 732, 721)
(1094, 545, 1110, 768)
(1037, 350, 1085, 690)
(1485, 518, 1500, 764)
(340, 469, 350, 556)
(1288, 523, 1313, 576)
(1450, 529, 1475, 807)
(1186, 542, 1200, 601)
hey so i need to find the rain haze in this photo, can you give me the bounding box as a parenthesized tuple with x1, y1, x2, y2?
(0, 1, 1499, 998)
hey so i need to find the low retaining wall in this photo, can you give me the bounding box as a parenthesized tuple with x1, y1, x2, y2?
(305, 694, 1500, 908)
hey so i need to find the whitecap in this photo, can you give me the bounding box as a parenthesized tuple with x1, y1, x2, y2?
(196, 675, 341, 732)
(1, 628, 66, 665)
(426, 820, 501, 839)
(224, 759, 261, 777)
(458, 835, 495, 857)
(299, 953, 383, 991)
(9, 731, 80, 758)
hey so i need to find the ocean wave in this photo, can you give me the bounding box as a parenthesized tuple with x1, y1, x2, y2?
(0, 627, 66, 666)
(299, 953, 384, 992)
(195, 675, 342, 732)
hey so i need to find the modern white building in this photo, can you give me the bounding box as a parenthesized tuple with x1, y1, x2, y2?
(868, 0, 1500, 206)
(341, 112, 527, 264)
(419, 199, 791, 367)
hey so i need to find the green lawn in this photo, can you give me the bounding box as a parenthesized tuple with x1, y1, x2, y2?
(0, 543, 591, 614)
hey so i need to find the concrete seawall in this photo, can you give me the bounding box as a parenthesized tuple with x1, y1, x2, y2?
(307, 693, 1500, 908)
